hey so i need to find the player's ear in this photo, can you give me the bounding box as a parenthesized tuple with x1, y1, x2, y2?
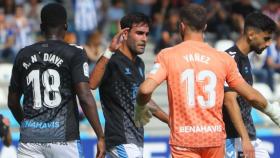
(179, 22, 186, 39)
(123, 28, 129, 40)
(247, 29, 255, 41)
(179, 22, 185, 32)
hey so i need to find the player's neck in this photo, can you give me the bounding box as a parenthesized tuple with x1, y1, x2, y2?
(183, 32, 204, 42)
(236, 37, 250, 56)
(120, 45, 137, 62)
(45, 34, 64, 41)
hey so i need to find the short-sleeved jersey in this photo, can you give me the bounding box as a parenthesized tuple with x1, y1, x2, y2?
(148, 41, 245, 148)
(223, 45, 256, 140)
(99, 51, 145, 150)
(9, 40, 89, 143)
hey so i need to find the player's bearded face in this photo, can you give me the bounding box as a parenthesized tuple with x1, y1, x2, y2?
(252, 44, 265, 54)
(127, 24, 149, 55)
(251, 32, 272, 54)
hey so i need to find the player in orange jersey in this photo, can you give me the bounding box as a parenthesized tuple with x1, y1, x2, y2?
(134, 4, 280, 158)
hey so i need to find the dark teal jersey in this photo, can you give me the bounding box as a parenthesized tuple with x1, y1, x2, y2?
(9, 40, 89, 143)
(223, 45, 256, 140)
(99, 51, 145, 150)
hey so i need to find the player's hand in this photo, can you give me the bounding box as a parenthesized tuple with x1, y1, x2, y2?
(242, 139, 255, 158)
(264, 101, 280, 127)
(108, 28, 130, 52)
(96, 137, 106, 158)
(134, 104, 152, 127)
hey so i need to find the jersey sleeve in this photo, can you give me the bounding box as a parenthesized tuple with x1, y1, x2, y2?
(225, 55, 245, 88)
(71, 49, 89, 84)
(9, 51, 22, 93)
(147, 51, 168, 84)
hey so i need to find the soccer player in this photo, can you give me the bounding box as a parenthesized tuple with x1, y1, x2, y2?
(7, 3, 105, 158)
(223, 12, 277, 158)
(89, 13, 169, 157)
(135, 4, 280, 158)
(0, 114, 12, 147)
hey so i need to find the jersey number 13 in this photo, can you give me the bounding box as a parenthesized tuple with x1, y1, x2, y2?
(181, 69, 217, 109)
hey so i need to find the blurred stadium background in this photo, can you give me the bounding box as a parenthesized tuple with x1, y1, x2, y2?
(0, 0, 280, 157)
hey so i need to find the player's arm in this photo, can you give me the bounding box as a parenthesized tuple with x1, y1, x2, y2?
(8, 90, 23, 125)
(135, 51, 168, 127)
(223, 91, 255, 158)
(232, 81, 280, 127)
(3, 128, 12, 147)
(137, 79, 159, 106)
(147, 99, 169, 125)
(73, 46, 106, 157)
(134, 78, 160, 127)
(75, 82, 105, 158)
(1, 117, 12, 147)
(8, 54, 24, 125)
(75, 82, 104, 138)
(89, 28, 129, 89)
(232, 82, 267, 110)
(89, 51, 111, 89)
(227, 54, 280, 127)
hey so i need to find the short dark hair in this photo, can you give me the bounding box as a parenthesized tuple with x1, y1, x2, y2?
(244, 12, 276, 34)
(120, 12, 151, 29)
(41, 3, 67, 27)
(179, 4, 207, 31)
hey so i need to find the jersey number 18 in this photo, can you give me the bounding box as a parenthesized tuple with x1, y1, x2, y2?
(27, 69, 61, 109)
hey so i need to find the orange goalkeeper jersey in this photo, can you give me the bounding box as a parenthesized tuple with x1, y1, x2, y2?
(148, 40, 245, 148)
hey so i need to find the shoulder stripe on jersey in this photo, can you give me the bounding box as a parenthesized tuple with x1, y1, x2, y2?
(228, 51, 237, 56)
(228, 51, 236, 58)
(69, 44, 83, 50)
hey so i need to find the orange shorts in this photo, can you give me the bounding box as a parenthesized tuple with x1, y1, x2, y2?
(170, 144, 225, 158)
